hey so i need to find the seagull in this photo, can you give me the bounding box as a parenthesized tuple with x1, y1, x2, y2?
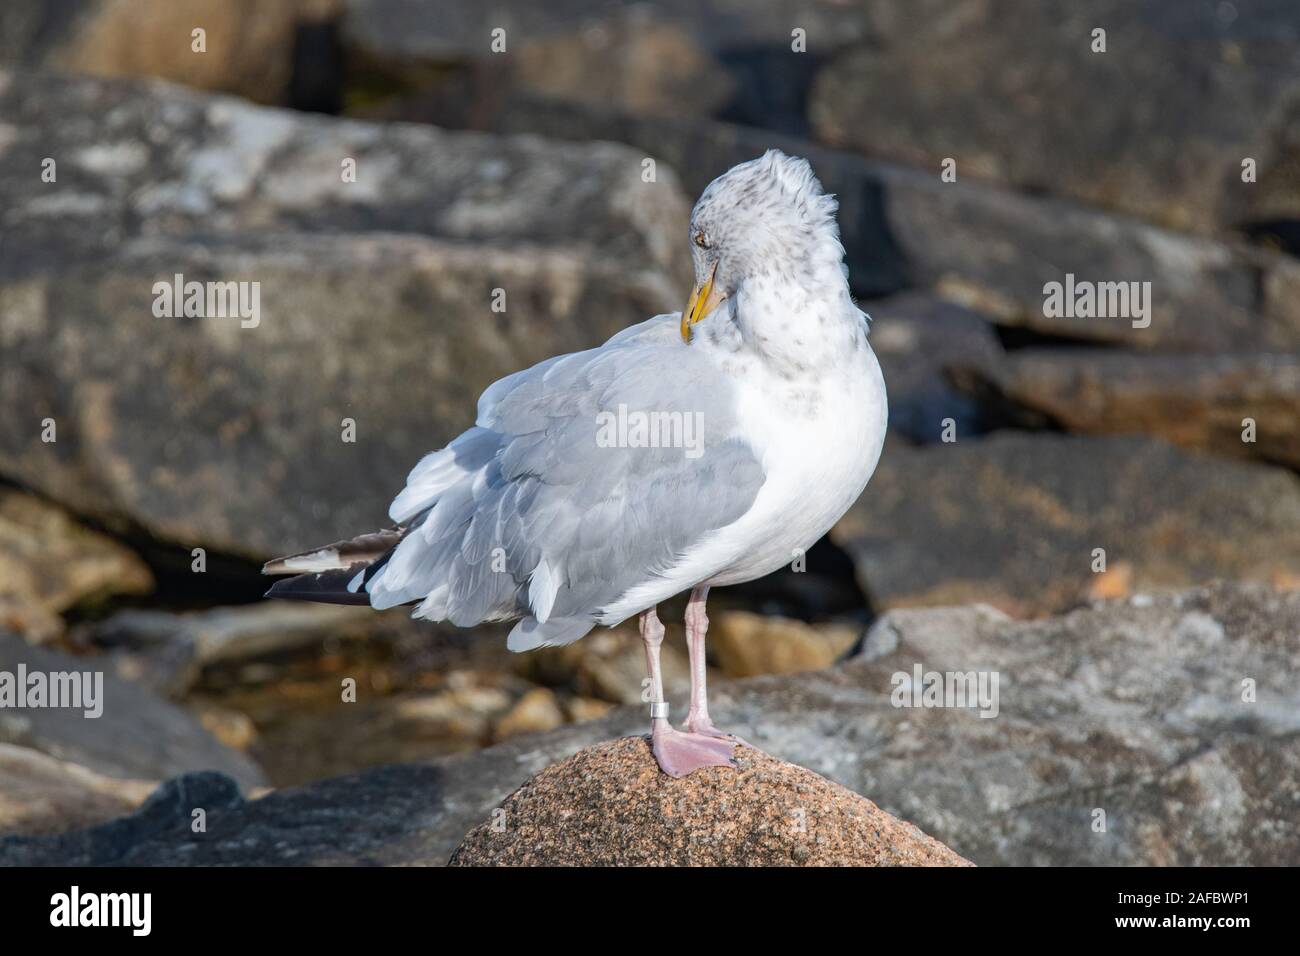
(264, 150, 888, 777)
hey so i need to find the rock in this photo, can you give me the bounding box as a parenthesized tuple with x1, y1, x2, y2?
(832, 433, 1300, 617)
(0, 71, 691, 558)
(839, 586, 1300, 866)
(564, 696, 615, 723)
(0, 71, 688, 274)
(343, 0, 870, 67)
(810, 0, 1300, 236)
(449, 737, 970, 866)
(710, 611, 858, 678)
(0, 764, 438, 865)
(434, 98, 911, 297)
(517, 624, 690, 706)
(517, 18, 731, 117)
(341, 0, 870, 133)
(949, 350, 1300, 470)
(157, 608, 558, 787)
(389, 684, 513, 740)
(0, 770, 248, 865)
(0, 0, 341, 106)
(474, 98, 1300, 350)
(192, 704, 258, 752)
(0, 631, 266, 789)
(492, 687, 565, 741)
(0, 487, 152, 643)
(875, 160, 1300, 351)
(225, 673, 528, 787)
(866, 293, 1004, 442)
(8, 582, 1294, 866)
(89, 602, 397, 696)
(0, 744, 154, 837)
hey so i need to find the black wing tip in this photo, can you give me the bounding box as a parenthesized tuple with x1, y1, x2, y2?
(262, 570, 373, 606)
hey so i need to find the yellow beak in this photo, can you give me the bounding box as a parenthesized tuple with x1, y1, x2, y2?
(680, 264, 725, 343)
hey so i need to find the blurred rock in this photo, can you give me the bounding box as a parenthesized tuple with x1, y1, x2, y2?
(343, 0, 869, 66)
(0, 71, 691, 558)
(0, 743, 154, 837)
(449, 737, 971, 866)
(0, 0, 341, 106)
(390, 683, 514, 741)
(810, 0, 1300, 236)
(90, 602, 397, 695)
(949, 350, 1300, 470)
(564, 696, 615, 723)
(434, 98, 910, 297)
(192, 703, 258, 752)
(0, 769, 247, 864)
(104, 601, 851, 782)
(228, 674, 530, 787)
(875, 160, 1300, 351)
(7, 583, 1294, 866)
(477, 98, 1300, 350)
(832, 433, 1300, 617)
(0, 71, 688, 273)
(710, 611, 858, 678)
(157, 609, 557, 786)
(0, 631, 265, 788)
(500, 15, 736, 119)
(492, 687, 565, 741)
(518, 625, 690, 705)
(867, 293, 1003, 442)
(0, 487, 152, 643)
(342, 0, 869, 133)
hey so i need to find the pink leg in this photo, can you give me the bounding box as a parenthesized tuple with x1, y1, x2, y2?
(640, 605, 735, 778)
(683, 587, 743, 741)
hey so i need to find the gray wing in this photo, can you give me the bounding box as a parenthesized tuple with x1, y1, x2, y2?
(365, 314, 766, 649)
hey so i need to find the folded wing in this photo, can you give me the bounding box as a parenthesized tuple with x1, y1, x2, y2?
(270, 315, 767, 650)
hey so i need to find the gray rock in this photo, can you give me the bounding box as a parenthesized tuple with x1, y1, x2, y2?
(0, 632, 265, 789)
(343, 0, 870, 63)
(0, 71, 691, 557)
(836, 584, 1300, 866)
(0, 0, 340, 106)
(0, 743, 155, 837)
(0, 763, 457, 865)
(875, 161, 1300, 351)
(341, 0, 871, 133)
(831, 433, 1300, 617)
(867, 293, 1003, 442)
(89, 603, 388, 696)
(810, 0, 1300, 236)
(0, 770, 247, 864)
(5, 583, 1295, 865)
(949, 350, 1300, 470)
(0, 70, 688, 276)
(475, 98, 1300, 350)
(0, 487, 153, 643)
(448, 99, 913, 297)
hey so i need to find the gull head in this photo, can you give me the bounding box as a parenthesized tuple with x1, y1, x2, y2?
(681, 149, 844, 343)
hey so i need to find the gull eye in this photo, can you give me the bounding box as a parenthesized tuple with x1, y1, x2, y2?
(693, 230, 711, 250)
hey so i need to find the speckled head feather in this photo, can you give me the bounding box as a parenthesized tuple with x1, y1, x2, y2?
(689, 149, 845, 298)
(683, 150, 865, 368)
